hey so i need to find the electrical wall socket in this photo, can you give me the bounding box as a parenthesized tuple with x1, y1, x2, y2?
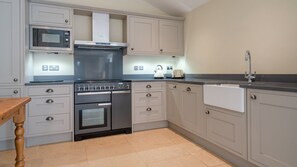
(134, 66, 138, 71)
(42, 65, 48, 71)
(139, 66, 144, 70)
(49, 65, 59, 71)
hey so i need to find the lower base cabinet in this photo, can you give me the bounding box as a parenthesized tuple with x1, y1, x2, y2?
(0, 87, 22, 144)
(180, 84, 204, 137)
(205, 106, 247, 159)
(248, 89, 297, 167)
(25, 85, 73, 146)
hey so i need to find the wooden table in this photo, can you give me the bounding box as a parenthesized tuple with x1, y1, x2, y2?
(0, 97, 31, 167)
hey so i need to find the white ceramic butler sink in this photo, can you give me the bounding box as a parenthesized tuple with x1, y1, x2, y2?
(203, 84, 245, 113)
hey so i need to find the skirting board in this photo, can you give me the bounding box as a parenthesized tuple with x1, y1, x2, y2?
(168, 122, 258, 167)
(133, 121, 168, 132)
(26, 132, 73, 147)
(0, 139, 15, 151)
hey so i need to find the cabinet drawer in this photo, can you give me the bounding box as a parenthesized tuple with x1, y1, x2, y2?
(134, 92, 162, 106)
(133, 82, 162, 92)
(28, 114, 70, 136)
(30, 3, 71, 27)
(28, 85, 71, 96)
(134, 105, 164, 123)
(29, 96, 70, 116)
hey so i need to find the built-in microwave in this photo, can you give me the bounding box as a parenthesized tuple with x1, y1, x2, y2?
(30, 26, 72, 52)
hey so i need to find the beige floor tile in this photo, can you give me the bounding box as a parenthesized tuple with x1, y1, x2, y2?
(147, 155, 207, 167)
(137, 144, 190, 164)
(191, 149, 226, 167)
(214, 163, 235, 167)
(0, 149, 15, 167)
(0, 128, 233, 167)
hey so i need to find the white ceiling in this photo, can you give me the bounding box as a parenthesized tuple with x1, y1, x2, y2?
(143, 0, 209, 16)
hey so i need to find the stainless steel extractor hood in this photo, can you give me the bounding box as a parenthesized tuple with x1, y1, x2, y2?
(74, 13, 128, 49)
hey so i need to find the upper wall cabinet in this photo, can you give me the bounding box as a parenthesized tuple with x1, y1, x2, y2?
(30, 3, 73, 27)
(128, 16, 184, 56)
(0, 0, 21, 85)
(159, 20, 184, 56)
(128, 16, 159, 55)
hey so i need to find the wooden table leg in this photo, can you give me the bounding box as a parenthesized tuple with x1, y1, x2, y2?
(13, 106, 26, 167)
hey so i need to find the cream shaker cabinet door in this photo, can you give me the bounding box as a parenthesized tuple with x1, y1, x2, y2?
(159, 20, 184, 56)
(180, 84, 204, 137)
(166, 83, 181, 125)
(128, 16, 159, 55)
(30, 3, 72, 27)
(248, 89, 297, 167)
(0, 0, 20, 85)
(205, 107, 247, 159)
(0, 87, 22, 141)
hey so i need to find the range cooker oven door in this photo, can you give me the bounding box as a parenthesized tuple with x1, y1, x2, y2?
(75, 102, 111, 135)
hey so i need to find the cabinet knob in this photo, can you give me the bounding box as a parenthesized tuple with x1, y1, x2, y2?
(173, 85, 177, 88)
(13, 90, 18, 94)
(250, 95, 257, 100)
(65, 19, 69, 23)
(13, 78, 18, 82)
(146, 107, 152, 111)
(146, 93, 152, 97)
(45, 116, 54, 121)
(46, 99, 54, 104)
(46, 89, 54, 93)
(146, 85, 152, 88)
(160, 49, 163, 52)
(186, 87, 191, 92)
(205, 110, 210, 115)
(131, 48, 134, 51)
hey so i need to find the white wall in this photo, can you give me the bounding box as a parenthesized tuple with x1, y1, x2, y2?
(33, 53, 74, 76)
(180, 0, 297, 74)
(123, 55, 178, 75)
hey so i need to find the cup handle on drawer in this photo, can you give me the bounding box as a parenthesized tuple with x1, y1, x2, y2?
(146, 93, 152, 97)
(146, 85, 152, 88)
(46, 89, 54, 93)
(45, 116, 54, 121)
(146, 107, 152, 111)
(46, 99, 54, 104)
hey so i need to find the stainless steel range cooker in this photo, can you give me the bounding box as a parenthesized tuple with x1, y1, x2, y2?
(74, 81, 132, 141)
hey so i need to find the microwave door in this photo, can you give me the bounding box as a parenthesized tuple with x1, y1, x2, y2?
(35, 29, 64, 48)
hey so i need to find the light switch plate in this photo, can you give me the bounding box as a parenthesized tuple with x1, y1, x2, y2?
(139, 66, 144, 70)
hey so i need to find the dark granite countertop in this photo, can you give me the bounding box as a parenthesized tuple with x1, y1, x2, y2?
(25, 78, 297, 93)
(25, 80, 74, 86)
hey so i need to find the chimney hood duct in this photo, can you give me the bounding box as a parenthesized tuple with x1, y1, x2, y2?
(74, 13, 128, 49)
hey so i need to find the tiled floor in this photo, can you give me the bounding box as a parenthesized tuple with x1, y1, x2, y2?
(0, 128, 234, 167)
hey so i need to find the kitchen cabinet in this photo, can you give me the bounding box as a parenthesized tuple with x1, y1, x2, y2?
(179, 84, 204, 137)
(132, 82, 166, 124)
(159, 20, 184, 56)
(166, 83, 181, 126)
(26, 85, 73, 138)
(128, 16, 184, 56)
(0, 86, 22, 141)
(30, 3, 72, 27)
(205, 106, 247, 159)
(128, 16, 159, 55)
(0, 0, 21, 85)
(248, 89, 297, 167)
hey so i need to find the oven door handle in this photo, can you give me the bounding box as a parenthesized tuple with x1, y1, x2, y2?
(97, 103, 112, 106)
(112, 90, 131, 94)
(77, 91, 111, 96)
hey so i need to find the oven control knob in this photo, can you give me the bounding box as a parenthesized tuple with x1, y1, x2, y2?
(126, 85, 130, 89)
